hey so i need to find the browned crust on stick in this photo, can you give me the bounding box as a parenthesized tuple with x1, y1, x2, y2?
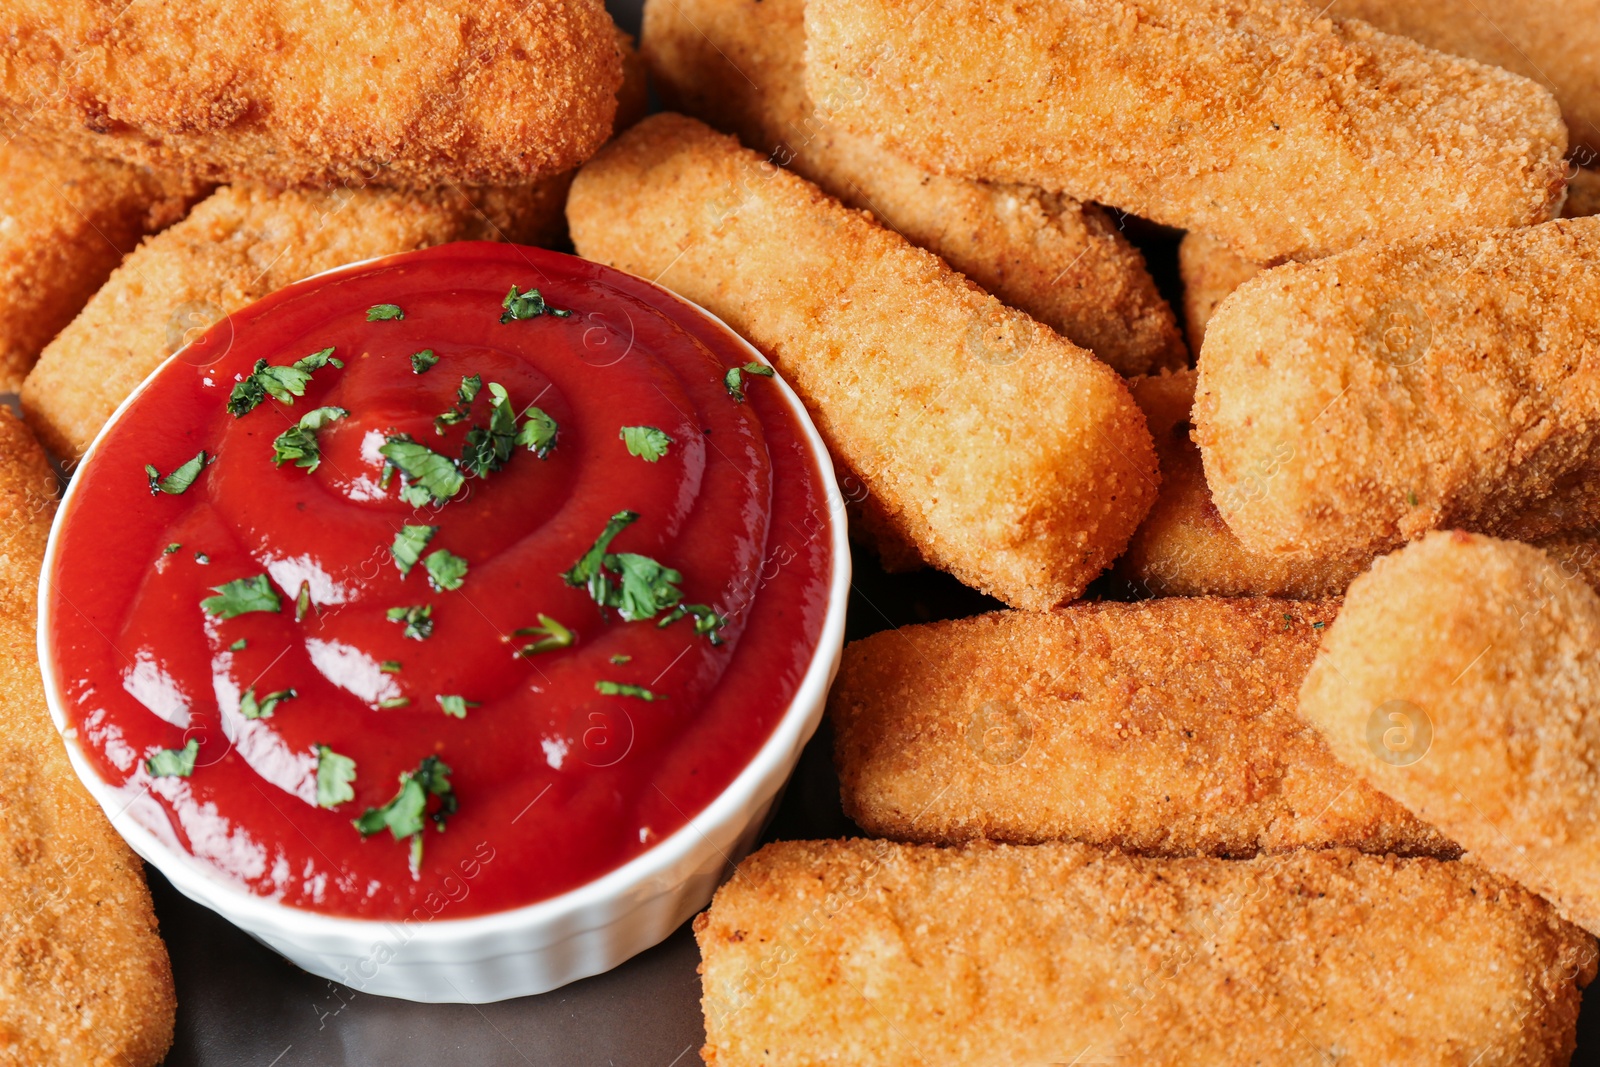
(1568, 167, 1600, 219)
(1176, 232, 1262, 354)
(0, 411, 175, 1066)
(1301, 531, 1600, 937)
(0, 141, 208, 391)
(641, 0, 1186, 375)
(22, 179, 577, 461)
(0, 0, 624, 188)
(697, 838, 1594, 1067)
(804, 0, 1569, 264)
(830, 600, 1456, 858)
(1326, 0, 1600, 157)
(1195, 217, 1600, 559)
(568, 113, 1160, 610)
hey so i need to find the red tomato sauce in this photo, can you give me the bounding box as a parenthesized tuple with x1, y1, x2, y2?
(46, 243, 834, 920)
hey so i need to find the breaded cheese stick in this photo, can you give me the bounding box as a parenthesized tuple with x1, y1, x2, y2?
(1325, 0, 1600, 157)
(697, 839, 1593, 1067)
(1115, 369, 1600, 597)
(1568, 167, 1600, 219)
(803, 0, 1569, 264)
(1196, 216, 1600, 559)
(831, 600, 1457, 857)
(0, 411, 175, 1066)
(568, 114, 1159, 610)
(0, 0, 623, 188)
(1176, 233, 1262, 353)
(0, 142, 206, 390)
(1301, 532, 1600, 937)
(23, 179, 575, 461)
(1115, 369, 1373, 598)
(641, 0, 1186, 375)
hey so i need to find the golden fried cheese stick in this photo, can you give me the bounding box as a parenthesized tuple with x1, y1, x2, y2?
(568, 114, 1159, 610)
(641, 0, 1186, 375)
(1325, 0, 1600, 157)
(1195, 216, 1600, 560)
(1176, 233, 1262, 353)
(697, 839, 1593, 1067)
(23, 179, 574, 461)
(831, 600, 1457, 859)
(1301, 532, 1600, 937)
(0, 0, 623, 188)
(1115, 368, 1600, 597)
(0, 411, 175, 1066)
(803, 0, 1569, 264)
(0, 142, 206, 391)
(1116, 368, 1371, 598)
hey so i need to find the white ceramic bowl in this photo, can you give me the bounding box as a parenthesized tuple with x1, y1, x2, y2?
(37, 257, 852, 1003)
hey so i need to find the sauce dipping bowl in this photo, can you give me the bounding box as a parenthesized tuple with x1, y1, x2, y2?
(39, 252, 852, 1003)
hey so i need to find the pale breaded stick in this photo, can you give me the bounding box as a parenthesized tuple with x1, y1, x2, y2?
(698, 839, 1593, 1067)
(804, 0, 1568, 264)
(1176, 233, 1262, 354)
(641, 0, 1186, 375)
(1195, 216, 1600, 559)
(1115, 368, 1373, 598)
(0, 0, 623, 189)
(1301, 532, 1600, 937)
(830, 600, 1456, 858)
(568, 114, 1159, 610)
(22, 179, 575, 461)
(0, 142, 206, 391)
(1325, 0, 1600, 157)
(1568, 167, 1600, 219)
(0, 411, 174, 1066)
(1115, 368, 1600, 597)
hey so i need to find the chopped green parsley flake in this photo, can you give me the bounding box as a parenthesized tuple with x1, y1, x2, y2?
(201, 574, 281, 619)
(513, 613, 574, 658)
(620, 426, 673, 462)
(145, 450, 209, 495)
(377, 696, 412, 709)
(229, 638, 247, 651)
(380, 660, 403, 674)
(380, 435, 465, 506)
(515, 405, 559, 458)
(146, 738, 199, 778)
(366, 303, 405, 322)
(163, 543, 182, 555)
(390, 524, 438, 576)
(561, 511, 700, 624)
(423, 549, 468, 592)
(295, 581, 313, 622)
(500, 284, 573, 323)
(240, 687, 296, 720)
(227, 348, 343, 416)
(315, 746, 357, 809)
(723, 362, 774, 403)
(595, 680, 662, 701)
(411, 349, 439, 374)
(271, 406, 347, 472)
(460, 382, 517, 476)
(194, 552, 210, 565)
(354, 755, 457, 872)
(609, 653, 632, 665)
(436, 694, 479, 719)
(434, 375, 483, 433)
(386, 604, 434, 641)
(659, 603, 728, 646)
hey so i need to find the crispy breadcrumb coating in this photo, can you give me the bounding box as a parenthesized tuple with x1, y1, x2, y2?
(22, 180, 573, 460)
(0, 0, 624, 188)
(1176, 232, 1261, 354)
(804, 0, 1569, 264)
(830, 601, 1457, 858)
(1568, 167, 1600, 219)
(1326, 0, 1600, 157)
(1301, 532, 1600, 937)
(697, 839, 1593, 1067)
(1117, 368, 1371, 598)
(0, 141, 206, 390)
(568, 114, 1160, 610)
(641, 0, 1186, 375)
(0, 411, 175, 1066)
(1195, 217, 1600, 559)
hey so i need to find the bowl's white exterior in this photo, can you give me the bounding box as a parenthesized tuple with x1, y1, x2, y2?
(37, 256, 851, 1003)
